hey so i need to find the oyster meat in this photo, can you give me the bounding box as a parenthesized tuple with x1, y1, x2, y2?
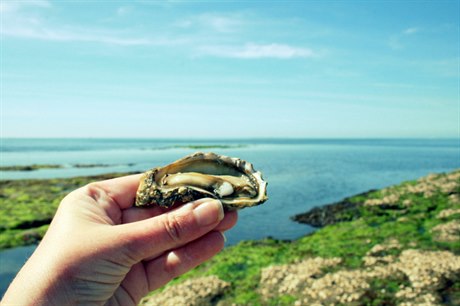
(135, 152, 268, 209)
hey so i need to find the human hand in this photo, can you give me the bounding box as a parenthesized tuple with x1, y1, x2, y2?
(1, 174, 237, 306)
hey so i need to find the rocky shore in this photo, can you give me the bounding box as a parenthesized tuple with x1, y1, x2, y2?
(291, 189, 375, 227)
(1, 169, 459, 305)
(141, 170, 460, 305)
(0, 173, 137, 249)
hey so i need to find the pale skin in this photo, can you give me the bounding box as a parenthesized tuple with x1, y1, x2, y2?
(1, 174, 238, 306)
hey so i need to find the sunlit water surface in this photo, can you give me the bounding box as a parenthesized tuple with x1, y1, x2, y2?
(1, 138, 458, 296)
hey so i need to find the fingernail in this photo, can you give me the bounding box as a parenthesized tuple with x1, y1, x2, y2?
(220, 231, 227, 243)
(193, 199, 224, 226)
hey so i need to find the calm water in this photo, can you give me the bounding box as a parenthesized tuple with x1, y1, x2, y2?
(1, 138, 459, 296)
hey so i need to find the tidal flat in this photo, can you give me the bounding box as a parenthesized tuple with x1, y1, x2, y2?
(1, 170, 459, 305)
(141, 170, 460, 305)
(0, 164, 64, 171)
(0, 163, 134, 171)
(0, 173, 137, 249)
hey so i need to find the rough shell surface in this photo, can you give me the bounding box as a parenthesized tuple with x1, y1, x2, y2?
(135, 152, 268, 209)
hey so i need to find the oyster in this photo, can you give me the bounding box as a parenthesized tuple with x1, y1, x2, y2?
(135, 152, 268, 209)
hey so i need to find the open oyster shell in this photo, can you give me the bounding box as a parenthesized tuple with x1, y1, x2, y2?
(135, 152, 268, 210)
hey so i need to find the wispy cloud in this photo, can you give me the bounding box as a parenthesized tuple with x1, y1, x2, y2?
(197, 13, 243, 33)
(2, 3, 317, 60)
(389, 26, 421, 50)
(2, 23, 181, 46)
(1, 1, 183, 46)
(0, 0, 51, 12)
(198, 43, 316, 59)
(403, 27, 419, 35)
(174, 12, 245, 33)
(2, 26, 159, 45)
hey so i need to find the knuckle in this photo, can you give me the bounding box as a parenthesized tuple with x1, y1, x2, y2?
(58, 183, 102, 210)
(84, 182, 105, 201)
(163, 213, 185, 244)
(82, 182, 118, 207)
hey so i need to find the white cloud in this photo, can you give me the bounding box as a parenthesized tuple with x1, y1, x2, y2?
(2, 4, 314, 58)
(4, 25, 189, 46)
(1, 2, 183, 46)
(403, 27, 419, 35)
(1, 21, 158, 45)
(0, 0, 51, 12)
(175, 12, 244, 33)
(199, 43, 316, 59)
(198, 13, 242, 32)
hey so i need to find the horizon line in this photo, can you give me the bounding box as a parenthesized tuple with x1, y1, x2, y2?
(1, 136, 458, 140)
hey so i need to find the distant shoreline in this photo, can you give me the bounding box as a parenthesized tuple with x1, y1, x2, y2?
(0, 163, 135, 172)
(2, 137, 458, 140)
(2, 169, 459, 250)
(0, 144, 247, 172)
(1, 141, 250, 153)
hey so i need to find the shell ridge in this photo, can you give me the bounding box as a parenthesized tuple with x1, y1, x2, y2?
(135, 152, 268, 209)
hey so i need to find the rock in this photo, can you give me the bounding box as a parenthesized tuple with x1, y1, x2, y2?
(431, 220, 460, 242)
(394, 249, 460, 304)
(293, 169, 460, 227)
(259, 249, 460, 305)
(291, 190, 375, 227)
(437, 208, 460, 219)
(259, 257, 342, 299)
(363, 238, 401, 266)
(140, 276, 230, 306)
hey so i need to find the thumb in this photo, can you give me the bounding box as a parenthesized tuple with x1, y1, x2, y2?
(116, 198, 224, 263)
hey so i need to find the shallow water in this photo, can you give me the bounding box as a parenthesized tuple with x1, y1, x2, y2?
(1, 138, 459, 297)
(0, 245, 36, 298)
(1, 139, 459, 244)
(2, 139, 458, 244)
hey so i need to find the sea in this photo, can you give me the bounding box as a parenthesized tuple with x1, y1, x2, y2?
(0, 138, 459, 296)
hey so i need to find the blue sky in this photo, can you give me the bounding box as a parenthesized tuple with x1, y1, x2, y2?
(1, 1, 459, 138)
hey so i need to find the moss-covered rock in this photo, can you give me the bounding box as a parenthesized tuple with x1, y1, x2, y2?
(0, 173, 136, 249)
(1, 169, 459, 305)
(141, 169, 460, 305)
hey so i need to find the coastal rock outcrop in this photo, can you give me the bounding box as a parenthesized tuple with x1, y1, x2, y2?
(140, 169, 459, 305)
(259, 257, 342, 299)
(290, 190, 373, 227)
(293, 170, 460, 227)
(259, 247, 460, 306)
(140, 276, 230, 306)
(431, 220, 460, 242)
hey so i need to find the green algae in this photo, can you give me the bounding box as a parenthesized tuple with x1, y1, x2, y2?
(0, 164, 63, 171)
(1, 169, 459, 304)
(146, 169, 460, 305)
(0, 173, 136, 249)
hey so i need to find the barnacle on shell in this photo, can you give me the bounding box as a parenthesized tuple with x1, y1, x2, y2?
(135, 152, 268, 210)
